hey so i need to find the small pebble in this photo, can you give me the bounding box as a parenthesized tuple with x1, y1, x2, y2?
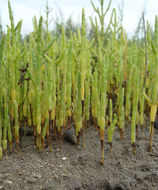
(62, 157, 67, 160)
(33, 174, 42, 178)
(5, 180, 13, 185)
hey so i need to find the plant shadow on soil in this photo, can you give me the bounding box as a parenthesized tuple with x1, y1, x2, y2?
(0, 125, 158, 190)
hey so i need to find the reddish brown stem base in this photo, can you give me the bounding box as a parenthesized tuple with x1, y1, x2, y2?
(120, 130, 124, 139)
(132, 143, 136, 155)
(77, 131, 81, 146)
(100, 140, 104, 165)
(33, 125, 37, 146)
(149, 122, 154, 151)
(41, 138, 45, 149)
(59, 129, 63, 149)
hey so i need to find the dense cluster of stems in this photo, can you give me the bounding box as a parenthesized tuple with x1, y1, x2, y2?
(0, 0, 158, 164)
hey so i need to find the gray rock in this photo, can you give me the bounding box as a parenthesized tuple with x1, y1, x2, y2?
(64, 129, 77, 145)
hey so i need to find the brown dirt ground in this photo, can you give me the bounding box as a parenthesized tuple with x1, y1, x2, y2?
(0, 124, 158, 190)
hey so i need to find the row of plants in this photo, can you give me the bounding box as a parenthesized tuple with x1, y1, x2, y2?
(0, 0, 158, 164)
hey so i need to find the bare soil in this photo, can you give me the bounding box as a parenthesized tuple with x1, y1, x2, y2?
(0, 125, 158, 190)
